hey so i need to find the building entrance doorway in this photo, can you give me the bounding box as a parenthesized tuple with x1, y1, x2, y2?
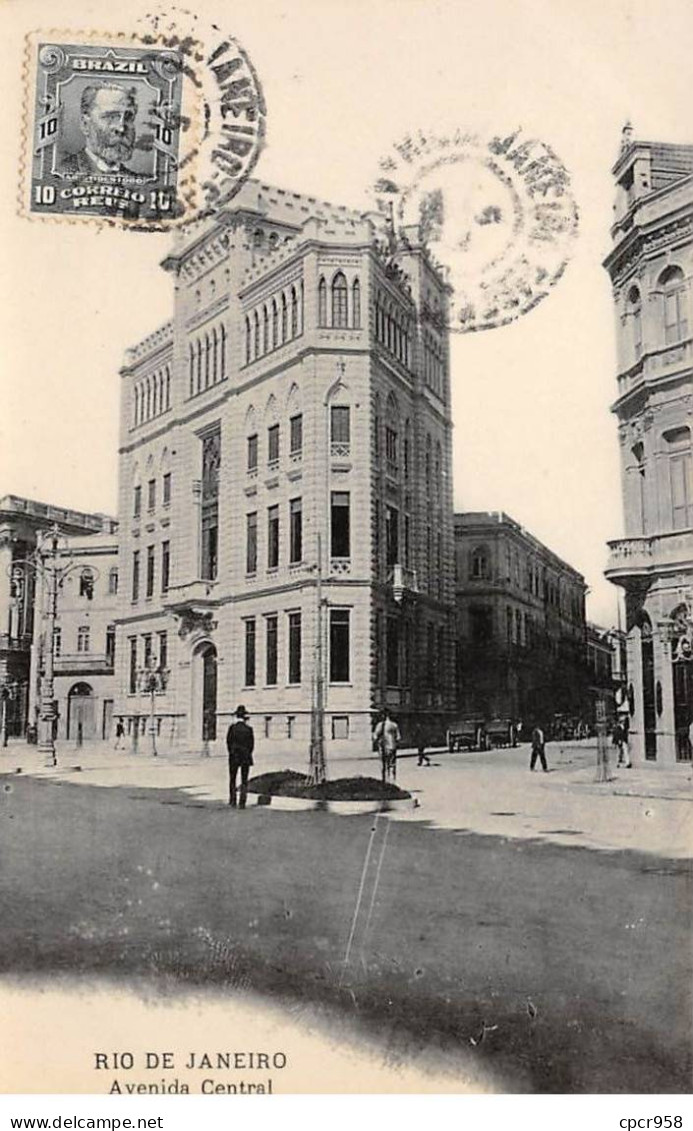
(67, 682, 95, 740)
(191, 641, 218, 743)
(640, 618, 657, 760)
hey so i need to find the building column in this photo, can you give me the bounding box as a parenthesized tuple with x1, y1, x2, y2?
(655, 630, 676, 766)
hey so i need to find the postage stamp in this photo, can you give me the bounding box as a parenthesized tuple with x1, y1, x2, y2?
(30, 41, 185, 222)
(23, 13, 266, 230)
(373, 128, 579, 333)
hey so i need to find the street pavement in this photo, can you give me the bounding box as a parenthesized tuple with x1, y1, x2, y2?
(3, 736, 691, 858)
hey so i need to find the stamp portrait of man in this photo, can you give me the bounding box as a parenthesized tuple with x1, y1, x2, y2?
(58, 83, 139, 175)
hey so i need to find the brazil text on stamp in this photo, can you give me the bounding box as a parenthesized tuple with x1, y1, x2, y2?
(374, 128, 579, 333)
(30, 41, 185, 221)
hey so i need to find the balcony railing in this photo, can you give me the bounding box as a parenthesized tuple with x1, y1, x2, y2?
(605, 529, 693, 578)
(163, 579, 217, 609)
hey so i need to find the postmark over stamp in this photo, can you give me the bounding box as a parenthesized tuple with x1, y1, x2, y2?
(373, 128, 579, 333)
(30, 41, 184, 221)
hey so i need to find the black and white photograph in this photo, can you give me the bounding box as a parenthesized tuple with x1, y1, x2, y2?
(1, 0, 691, 1107)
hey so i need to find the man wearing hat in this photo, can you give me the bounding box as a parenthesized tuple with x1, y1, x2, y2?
(226, 705, 255, 808)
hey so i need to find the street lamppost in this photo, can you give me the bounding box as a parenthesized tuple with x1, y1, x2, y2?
(10, 524, 83, 767)
(138, 660, 169, 757)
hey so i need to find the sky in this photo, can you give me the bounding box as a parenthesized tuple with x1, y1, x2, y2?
(1, 0, 691, 626)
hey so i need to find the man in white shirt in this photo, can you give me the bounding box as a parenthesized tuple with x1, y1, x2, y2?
(529, 724, 548, 772)
(373, 709, 401, 783)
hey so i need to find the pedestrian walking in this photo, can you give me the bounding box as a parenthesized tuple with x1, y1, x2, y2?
(415, 719, 431, 766)
(612, 720, 626, 765)
(113, 718, 125, 750)
(529, 724, 548, 772)
(226, 705, 254, 808)
(373, 709, 401, 783)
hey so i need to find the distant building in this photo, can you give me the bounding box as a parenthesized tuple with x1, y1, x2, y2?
(454, 512, 589, 728)
(28, 531, 119, 741)
(585, 622, 625, 714)
(604, 128, 693, 765)
(115, 180, 456, 754)
(0, 495, 116, 737)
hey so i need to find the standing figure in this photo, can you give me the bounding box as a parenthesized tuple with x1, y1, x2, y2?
(114, 718, 125, 750)
(529, 724, 548, 772)
(373, 709, 401, 783)
(226, 705, 255, 808)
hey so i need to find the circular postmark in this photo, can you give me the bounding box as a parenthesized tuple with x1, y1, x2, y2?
(373, 128, 578, 333)
(25, 8, 265, 230)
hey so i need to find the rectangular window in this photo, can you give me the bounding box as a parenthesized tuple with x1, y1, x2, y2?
(329, 608, 350, 683)
(470, 606, 493, 645)
(158, 631, 168, 672)
(106, 625, 116, 665)
(247, 433, 258, 472)
(133, 484, 141, 518)
(330, 405, 351, 453)
(332, 715, 350, 740)
(267, 505, 279, 569)
(267, 423, 280, 466)
(286, 715, 295, 738)
(288, 611, 301, 684)
(266, 615, 278, 685)
(129, 637, 137, 693)
(201, 514, 218, 581)
(246, 512, 258, 574)
(53, 626, 61, 657)
(289, 498, 303, 564)
(146, 545, 155, 598)
(147, 478, 156, 512)
(132, 550, 140, 602)
(331, 491, 350, 559)
(162, 472, 171, 506)
(244, 619, 256, 687)
(385, 504, 399, 568)
(290, 414, 303, 456)
(108, 568, 118, 595)
(161, 540, 170, 594)
(77, 625, 90, 653)
(670, 452, 693, 530)
(143, 634, 153, 669)
(386, 617, 399, 686)
(264, 715, 272, 739)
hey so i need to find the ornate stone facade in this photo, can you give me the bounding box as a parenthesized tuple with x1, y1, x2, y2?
(605, 131, 693, 766)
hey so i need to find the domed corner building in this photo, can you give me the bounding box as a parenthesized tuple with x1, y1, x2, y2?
(604, 126, 693, 766)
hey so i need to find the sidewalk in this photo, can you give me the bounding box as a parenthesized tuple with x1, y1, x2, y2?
(2, 737, 691, 858)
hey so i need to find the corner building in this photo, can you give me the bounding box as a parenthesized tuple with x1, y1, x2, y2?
(116, 182, 456, 755)
(604, 131, 693, 765)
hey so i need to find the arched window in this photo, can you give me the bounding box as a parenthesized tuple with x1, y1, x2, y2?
(331, 272, 348, 328)
(299, 281, 304, 334)
(188, 344, 194, 397)
(627, 286, 642, 359)
(253, 311, 260, 358)
(318, 278, 327, 327)
(263, 305, 269, 354)
(196, 339, 202, 392)
(165, 366, 171, 409)
(212, 327, 218, 382)
(290, 286, 298, 338)
(133, 385, 140, 427)
(220, 325, 226, 380)
(375, 295, 382, 341)
(352, 279, 361, 329)
(281, 293, 288, 342)
(158, 371, 165, 413)
(204, 334, 211, 386)
(245, 316, 251, 364)
(272, 299, 278, 348)
(660, 266, 688, 345)
(145, 376, 152, 420)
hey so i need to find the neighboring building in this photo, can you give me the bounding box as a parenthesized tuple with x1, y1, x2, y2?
(585, 622, 624, 718)
(0, 494, 116, 738)
(454, 512, 588, 727)
(115, 180, 456, 754)
(28, 531, 119, 741)
(604, 128, 693, 765)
